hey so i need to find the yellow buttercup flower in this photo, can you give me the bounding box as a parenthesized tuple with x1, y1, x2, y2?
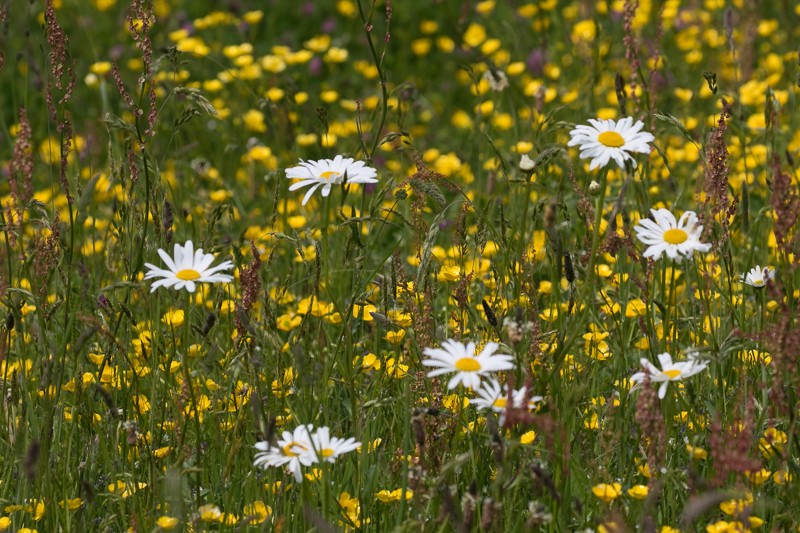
(592, 483, 622, 503)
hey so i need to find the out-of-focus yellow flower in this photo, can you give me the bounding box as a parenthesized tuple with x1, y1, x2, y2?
(353, 303, 377, 321)
(442, 394, 469, 411)
(411, 38, 431, 56)
(572, 19, 596, 41)
(155, 516, 179, 530)
(386, 358, 408, 378)
(592, 483, 622, 503)
(462, 23, 486, 47)
(627, 485, 649, 499)
(744, 468, 771, 485)
(359, 353, 381, 371)
(759, 427, 787, 458)
(161, 309, 184, 327)
(376, 488, 413, 503)
(385, 330, 406, 344)
(625, 299, 647, 317)
(108, 480, 147, 499)
(686, 444, 708, 460)
(243, 10, 263, 24)
(58, 498, 83, 511)
(243, 501, 271, 524)
(243, 109, 267, 132)
(437, 265, 461, 282)
(719, 492, 752, 517)
(336, 0, 357, 16)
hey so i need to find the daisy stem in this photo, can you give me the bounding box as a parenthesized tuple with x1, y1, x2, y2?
(517, 172, 532, 294)
(182, 292, 202, 511)
(658, 261, 668, 353)
(322, 461, 329, 525)
(585, 167, 610, 297)
(321, 193, 331, 275)
(663, 382, 675, 442)
(359, 182, 368, 245)
(301, 480, 312, 528)
(666, 259, 676, 354)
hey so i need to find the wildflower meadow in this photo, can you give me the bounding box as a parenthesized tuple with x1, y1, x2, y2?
(2, 0, 800, 531)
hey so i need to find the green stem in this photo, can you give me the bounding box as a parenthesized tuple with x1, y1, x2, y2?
(0, 207, 13, 286)
(132, 79, 153, 279)
(182, 293, 202, 512)
(664, 259, 678, 353)
(356, 0, 390, 163)
(515, 174, 533, 302)
(585, 167, 610, 297)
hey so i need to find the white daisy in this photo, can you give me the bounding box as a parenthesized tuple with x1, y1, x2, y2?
(309, 426, 361, 463)
(482, 69, 509, 92)
(470, 378, 543, 414)
(285, 155, 378, 206)
(740, 265, 774, 288)
(143, 240, 234, 293)
(633, 208, 711, 261)
(630, 352, 709, 399)
(254, 424, 317, 482)
(422, 339, 515, 390)
(568, 116, 655, 171)
(519, 153, 535, 171)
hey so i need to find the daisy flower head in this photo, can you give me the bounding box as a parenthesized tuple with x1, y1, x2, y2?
(567, 116, 655, 171)
(471, 378, 543, 422)
(422, 339, 515, 390)
(481, 68, 509, 92)
(310, 426, 361, 463)
(741, 265, 775, 288)
(144, 240, 234, 293)
(633, 208, 711, 261)
(285, 155, 378, 206)
(254, 424, 317, 482)
(630, 352, 709, 399)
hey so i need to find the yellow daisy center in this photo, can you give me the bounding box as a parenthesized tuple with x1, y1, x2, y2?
(320, 448, 335, 458)
(176, 269, 201, 281)
(663, 228, 688, 245)
(283, 441, 307, 457)
(752, 279, 764, 286)
(320, 170, 341, 181)
(455, 357, 482, 372)
(663, 369, 682, 379)
(492, 398, 508, 408)
(598, 131, 625, 148)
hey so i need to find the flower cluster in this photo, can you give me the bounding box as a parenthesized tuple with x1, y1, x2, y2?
(630, 352, 709, 399)
(285, 155, 378, 206)
(421, 339, 544, 422)
(470, 377, 543, 424)
(253, 424, 360, 482)
(741, 265, 775, 288)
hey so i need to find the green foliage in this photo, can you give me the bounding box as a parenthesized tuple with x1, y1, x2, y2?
(0, 0, 799, 531)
